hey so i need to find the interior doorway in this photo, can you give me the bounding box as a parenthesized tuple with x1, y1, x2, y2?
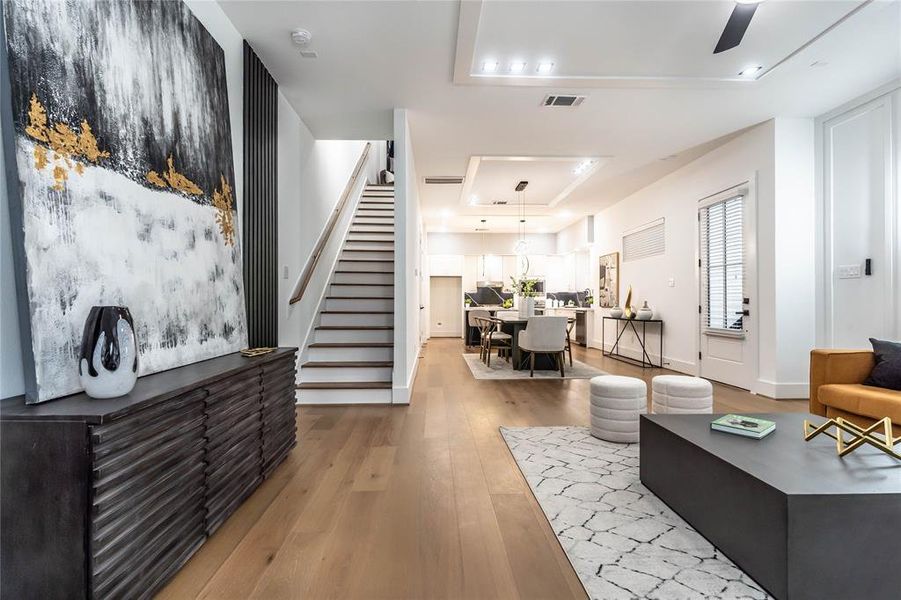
(698, 182, 758, 391)
(429, 276, 463, 337)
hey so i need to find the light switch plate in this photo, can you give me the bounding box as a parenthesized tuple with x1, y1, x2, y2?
(283, 266, 289, 280)
(837, 265, 861, 279)
(667, 278, 675, 288)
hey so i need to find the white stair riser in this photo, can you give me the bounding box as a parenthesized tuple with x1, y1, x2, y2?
(308, 346, 393, 361)
(353, 217, 394, 227)
(320, 312, 393, 326)
(356, 210, 394, 218)
(326, 297, 394, 311)
(314, 328, 393, 343)
(332, 272, 394, 285)
(358, 202, 394, 209)
(361, 193, 394, 199)
(347, 231, 394, 241)
(330, 284, 393, 297)
(341, 250, 394, 260)
(338, 260, 393, 272)
(299, 366, 393, 383)
(297, 388, 391, 405)
(343, 245, 394, 254)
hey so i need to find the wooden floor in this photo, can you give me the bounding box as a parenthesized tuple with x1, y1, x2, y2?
(159, 338, 806, 600)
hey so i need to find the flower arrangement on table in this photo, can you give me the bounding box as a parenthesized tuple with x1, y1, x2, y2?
(510, 276, 541, 298)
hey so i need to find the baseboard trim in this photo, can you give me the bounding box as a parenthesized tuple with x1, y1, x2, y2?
(392, 348, 420, 405)
(755, 379, 809, 400)
(590, 340, 698, 376)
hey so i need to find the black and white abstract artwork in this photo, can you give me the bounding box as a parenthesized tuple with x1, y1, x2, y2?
(2, 0, 247, 402)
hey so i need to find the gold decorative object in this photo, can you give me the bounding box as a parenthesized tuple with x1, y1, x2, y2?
(240, 347, 276, 358)
(25, 92, 110, 190)
(623, 285, 633, 319)
(803, 417, 901, 459)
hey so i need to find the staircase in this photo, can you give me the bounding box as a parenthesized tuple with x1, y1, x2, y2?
(297, 184, 395, 403)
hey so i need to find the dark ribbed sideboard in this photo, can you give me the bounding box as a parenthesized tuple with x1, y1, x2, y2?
(0, 347, 298, 600)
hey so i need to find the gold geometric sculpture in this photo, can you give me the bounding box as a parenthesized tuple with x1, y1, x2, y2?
(803, 417, 901, 460)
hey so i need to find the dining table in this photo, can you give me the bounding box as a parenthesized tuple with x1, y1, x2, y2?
(495, 314, 575, 371)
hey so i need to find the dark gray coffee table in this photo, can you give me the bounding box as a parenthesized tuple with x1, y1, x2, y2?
(640, 413, 901, 600)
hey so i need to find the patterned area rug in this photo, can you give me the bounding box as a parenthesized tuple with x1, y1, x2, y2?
(500, 427, 771, 599)
(463, 353, 606, 380)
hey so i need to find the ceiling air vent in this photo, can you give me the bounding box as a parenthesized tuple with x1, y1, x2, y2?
(491, 199, 508, 205)
(541, 94, 586, 108)
(474, 228, 489, 232)
(423, 176, 464, 185)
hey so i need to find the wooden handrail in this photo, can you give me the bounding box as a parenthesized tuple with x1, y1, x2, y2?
(289, 142, 372, 305)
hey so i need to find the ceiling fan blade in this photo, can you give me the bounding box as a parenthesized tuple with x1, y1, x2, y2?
(713, 3, 758, 54)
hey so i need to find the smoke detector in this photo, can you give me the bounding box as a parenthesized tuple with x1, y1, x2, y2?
(291, 29, 312, 47)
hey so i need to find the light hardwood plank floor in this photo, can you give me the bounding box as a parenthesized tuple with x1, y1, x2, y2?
(159, 338, 806, 599)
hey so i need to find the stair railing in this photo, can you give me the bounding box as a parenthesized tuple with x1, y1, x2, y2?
(289, 142, 372, 305)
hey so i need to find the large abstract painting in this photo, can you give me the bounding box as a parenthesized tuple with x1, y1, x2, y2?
(2, 0, 247, 403)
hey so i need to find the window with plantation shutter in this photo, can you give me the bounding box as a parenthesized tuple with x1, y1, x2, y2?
(622, 218, 665, 262)
(700, 195, 744, 333)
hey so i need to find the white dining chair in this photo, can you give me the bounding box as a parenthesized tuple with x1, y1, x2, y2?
(518, 316, 568, 377)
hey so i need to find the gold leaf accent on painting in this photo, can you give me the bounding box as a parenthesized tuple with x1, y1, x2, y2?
(76, 120, 110, 162)
(162, 155, 203, 195)
(33, 144, 49, 170)
(25, 93, 48, 142)
(212, 175, 235, 246)
(23, 93, 110, 191)
(146, 170, 167, 188)
(52, 165, 67, 191)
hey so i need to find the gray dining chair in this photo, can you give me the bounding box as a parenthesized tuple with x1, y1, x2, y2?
(518, 316, 568, 377)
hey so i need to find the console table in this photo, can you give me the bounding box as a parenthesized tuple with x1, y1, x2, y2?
(0, 348, 298, 600)
(601, 316, 663, 368)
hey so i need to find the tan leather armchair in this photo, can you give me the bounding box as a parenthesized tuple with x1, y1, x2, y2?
(809, 349, 901, 436)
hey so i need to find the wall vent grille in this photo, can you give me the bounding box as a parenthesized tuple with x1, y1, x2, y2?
(542, 94, 586, 107)
(423, 176, 464, 185)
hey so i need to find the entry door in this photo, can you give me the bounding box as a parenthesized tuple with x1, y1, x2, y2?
(698, 185, 757, 390)
(429, 276, 462, 337)
(824, 95, 896, 347)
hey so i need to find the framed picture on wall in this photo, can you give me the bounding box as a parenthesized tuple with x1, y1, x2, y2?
(598, 252, 619, 308)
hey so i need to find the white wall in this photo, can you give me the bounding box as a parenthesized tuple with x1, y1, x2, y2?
(590, 119, 816, 398)
(0, 0, 244, 399)
(393, 108, 423, 404)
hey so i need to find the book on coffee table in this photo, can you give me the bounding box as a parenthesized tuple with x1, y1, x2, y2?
(711, 414, 776, 439)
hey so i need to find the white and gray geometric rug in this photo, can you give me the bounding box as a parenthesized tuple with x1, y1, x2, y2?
(463, 353, 607, 380)
(500, 426, 771, 599)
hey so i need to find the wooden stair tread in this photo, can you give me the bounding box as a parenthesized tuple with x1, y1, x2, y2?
(301, 361, 393, 368)
(341, 249, 394, 253)
(315, 326, 394, 330)
(296, 381, 392, 390)
(348, 231, 395, 235)
(334, 270, 395, 274)
(309, 342, 393, 348)
(353, 214, 394, 218)
(320, 310, 393, 314)
(327, 295, 393, 299)
(331, 282, 394, 286)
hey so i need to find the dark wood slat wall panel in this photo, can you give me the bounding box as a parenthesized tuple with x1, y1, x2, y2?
(1, 348, 297, 599)
(243, 41, 278, 348)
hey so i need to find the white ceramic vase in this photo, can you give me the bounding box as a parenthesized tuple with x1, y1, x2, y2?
(636, 301, 654, 320)
(518, 297, 535, 318)
(610, 306, 623, 318)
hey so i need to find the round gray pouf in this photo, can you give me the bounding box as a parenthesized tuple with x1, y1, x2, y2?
(652, 375, 713, 414)
(589, 375, 647, 443)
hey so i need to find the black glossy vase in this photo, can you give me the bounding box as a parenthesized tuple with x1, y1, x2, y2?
(78, 306, 138, 398)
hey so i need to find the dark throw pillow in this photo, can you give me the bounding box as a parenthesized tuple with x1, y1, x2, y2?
(863, 338, 901, 391)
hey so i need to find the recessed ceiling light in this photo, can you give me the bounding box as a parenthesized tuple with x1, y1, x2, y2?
(739, 65, 763, 77)
(469, 195, 479, 205)
(573, 159, 595, 175)
(558, 210, 573, 219)
(441, 208, 452, 218)
(481, 60, 498, 73)
(536, 62, 555, 75)
(509, 61, 527, 74)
